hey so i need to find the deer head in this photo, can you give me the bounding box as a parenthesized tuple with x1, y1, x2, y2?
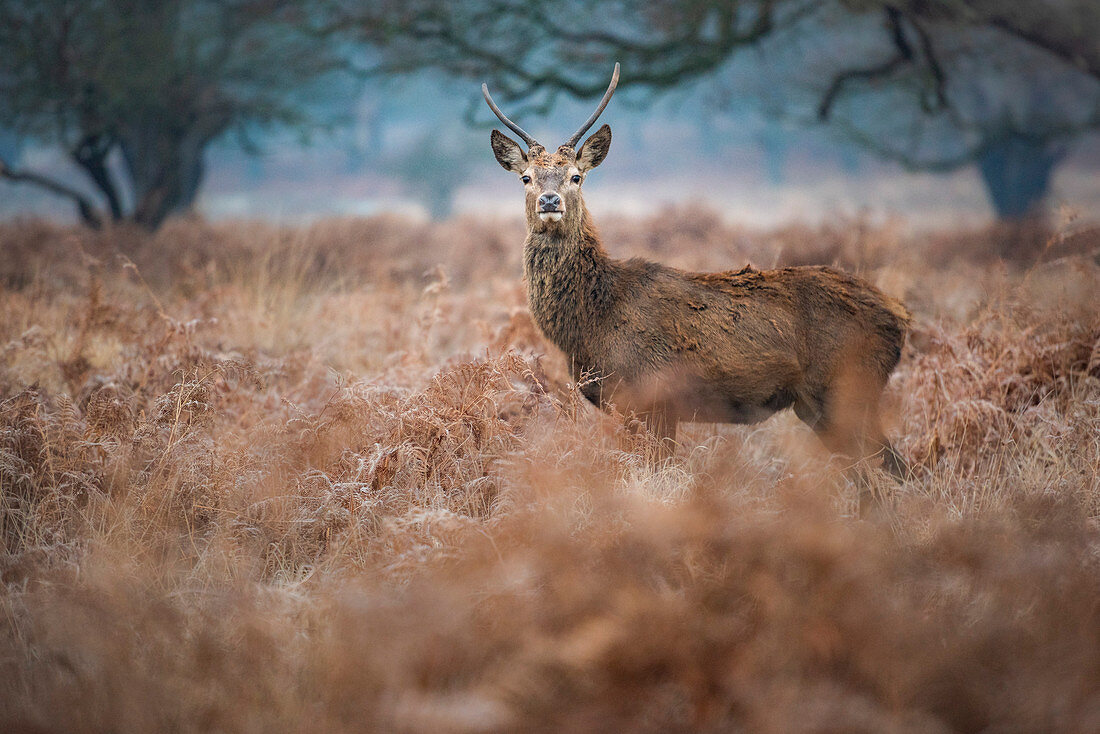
(485, 64, 618, 232)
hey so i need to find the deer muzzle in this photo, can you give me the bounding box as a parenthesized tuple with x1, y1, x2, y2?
(537, 193, 563, 222)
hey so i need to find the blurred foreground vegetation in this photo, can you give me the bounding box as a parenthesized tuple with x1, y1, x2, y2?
(1, 213, 1099, 731)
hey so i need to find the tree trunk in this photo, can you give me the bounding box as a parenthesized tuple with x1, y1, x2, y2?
(423, 182, 455, 220)
(118, 121, 216, 230)
(72, 134, 124, 222)
(977, 134, 1064, 220)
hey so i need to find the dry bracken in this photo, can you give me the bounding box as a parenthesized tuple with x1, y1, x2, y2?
(0, 215, 1098, 733)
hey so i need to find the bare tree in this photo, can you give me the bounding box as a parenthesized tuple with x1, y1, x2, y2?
(6, 0, 1094, 229)
(0, 0, 359, 229)
(362, 0, 1100, 222)
(806, 2, 1100, 220)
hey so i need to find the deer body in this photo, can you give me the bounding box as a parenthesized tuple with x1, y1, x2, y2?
(485, 65, 909, 475)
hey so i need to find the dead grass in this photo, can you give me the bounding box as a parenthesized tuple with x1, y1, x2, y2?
(1, 212, 1099, 733)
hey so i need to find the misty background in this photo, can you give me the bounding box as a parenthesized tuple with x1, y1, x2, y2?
(2, 1, 1098, 233)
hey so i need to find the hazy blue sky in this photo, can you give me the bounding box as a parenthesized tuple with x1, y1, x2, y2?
(3, 70, 1098, 228)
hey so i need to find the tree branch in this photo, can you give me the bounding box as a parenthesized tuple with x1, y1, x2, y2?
(985, 16, 1100, 83)
(0, 157, 103, 228)
(346, 0, 817, 105)
(819, 7, 912, 120)
(908, 17, 947, 112)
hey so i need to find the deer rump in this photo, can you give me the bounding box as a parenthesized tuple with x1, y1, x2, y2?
(569, 261, 909, 444)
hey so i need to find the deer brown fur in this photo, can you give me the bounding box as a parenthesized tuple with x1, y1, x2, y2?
(485, 66, 910, 477)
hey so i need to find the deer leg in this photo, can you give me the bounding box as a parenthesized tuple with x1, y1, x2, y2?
(616, 406, 677, 465)
(649, 406, 678, 458)
(860, 409, 910, 482)
(796, 386, 903, 515)
(628, 405, 677, 465)
(793, 391, 825, 429)
(878, 438, 909, 480)
(812, 417, 884, 517)
(797, 385, 905, 476)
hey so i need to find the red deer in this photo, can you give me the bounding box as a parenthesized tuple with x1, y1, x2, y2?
(484, 64, 910, 481)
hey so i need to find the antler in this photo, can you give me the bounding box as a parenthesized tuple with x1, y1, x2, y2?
(482, 83, 541, 149)
(564, 62, 620, 149)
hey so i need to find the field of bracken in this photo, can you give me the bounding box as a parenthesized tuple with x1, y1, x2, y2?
(2, 210, 1099, 732)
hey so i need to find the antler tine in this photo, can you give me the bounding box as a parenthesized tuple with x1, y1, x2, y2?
(483, 83, 541, 149)
(565, 62, 620, 149)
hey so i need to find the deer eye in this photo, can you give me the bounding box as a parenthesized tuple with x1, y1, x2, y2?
(571, 175, 582, 184)
(521, 175, 531, 184)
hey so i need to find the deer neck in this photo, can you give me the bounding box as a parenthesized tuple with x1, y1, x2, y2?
(523, 204, 614, 365)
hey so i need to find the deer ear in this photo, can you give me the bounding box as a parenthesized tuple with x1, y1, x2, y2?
(491, 130, 527, 173)
(576, 124, 611, 171)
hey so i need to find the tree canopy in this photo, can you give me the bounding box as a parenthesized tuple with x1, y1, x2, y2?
(0, 0, 359, 228)
(2, 0, 1097, 228)
(362, 0, 1100, 220)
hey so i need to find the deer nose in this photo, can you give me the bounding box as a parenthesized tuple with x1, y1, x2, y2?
(537, 193, 562, 212)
